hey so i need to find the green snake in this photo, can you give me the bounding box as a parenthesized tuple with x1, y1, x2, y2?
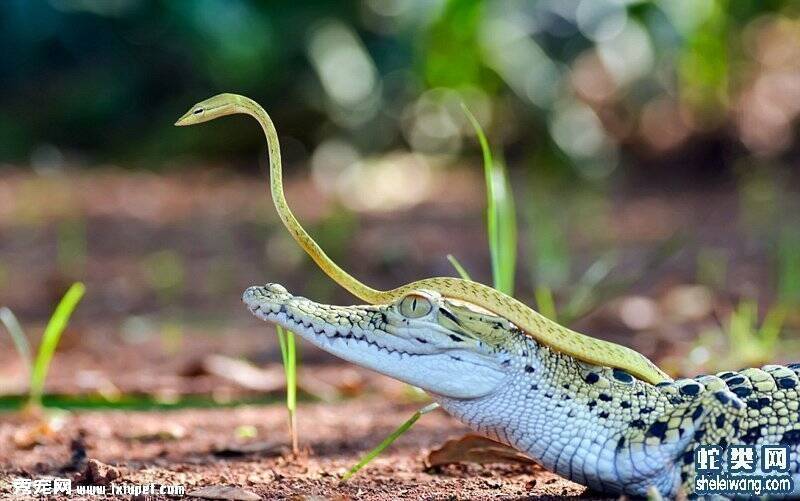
(175, 93, 669, 385)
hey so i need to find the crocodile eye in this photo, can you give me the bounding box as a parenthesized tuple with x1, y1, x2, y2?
(399, 294, 432, 319)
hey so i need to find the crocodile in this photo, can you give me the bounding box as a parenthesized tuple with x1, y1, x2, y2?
(243, 283, 800, 498)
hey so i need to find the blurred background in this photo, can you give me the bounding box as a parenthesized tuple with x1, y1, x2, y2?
(1, 0, 800, 406)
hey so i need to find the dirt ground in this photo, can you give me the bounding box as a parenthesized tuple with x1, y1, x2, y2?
(0, 399, 599, 500)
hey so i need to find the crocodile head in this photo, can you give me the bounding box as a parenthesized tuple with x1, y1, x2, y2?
(243, 283, 514, 399)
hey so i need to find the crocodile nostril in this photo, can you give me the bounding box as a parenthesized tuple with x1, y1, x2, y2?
(264, 283, 287, 294)
(242, 286, 264, 302)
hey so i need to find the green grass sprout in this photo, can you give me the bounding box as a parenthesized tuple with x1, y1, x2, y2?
(694, 300, 788, 373)
(462, 103, 517, 296)
(558, 233, 685, 326)
(341, 402, 440, 481)
(28, 282, 85, 410)
(558, 252, 617, 325)
(727, 300, 786, 367)
(446, 254, 473, 281)
(778, 228, 800, 307)
(0, 307, 32, 378)
(525, 190, 570, 299)
(277, 325, 299, 454)
(534, 286, 558, 322)
(235, 424, 258, 440)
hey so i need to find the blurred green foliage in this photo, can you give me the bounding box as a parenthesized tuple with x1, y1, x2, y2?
(1, 0, 797, 335)
(0, 0, 797, 178)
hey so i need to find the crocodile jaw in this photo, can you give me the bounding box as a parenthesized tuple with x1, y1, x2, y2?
(243, 284, 506, 399)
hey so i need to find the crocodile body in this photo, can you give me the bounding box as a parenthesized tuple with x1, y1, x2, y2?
(243, 284, 800, 498)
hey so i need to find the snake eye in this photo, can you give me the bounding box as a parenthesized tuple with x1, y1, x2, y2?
(192, 107, 204, 115)
(399, 294, 432, 319)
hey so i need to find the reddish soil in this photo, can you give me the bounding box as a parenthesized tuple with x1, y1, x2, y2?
(0, 400, 599, 500)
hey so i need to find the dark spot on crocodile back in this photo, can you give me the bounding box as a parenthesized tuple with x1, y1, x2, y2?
(747, 397, 771, 410)
(780, 430, 800, 446)
(740, 426, 762, 444)
(630, 419, 646, 430)
(612, 369, 634, 383)
(732, 387, 752, 398)
(680, 383, 702, 397)
(714, 392, 730, 404)
(646, 421, 668, 440)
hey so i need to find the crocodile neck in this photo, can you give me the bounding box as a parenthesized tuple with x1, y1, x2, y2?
(432, 335, 684, 496)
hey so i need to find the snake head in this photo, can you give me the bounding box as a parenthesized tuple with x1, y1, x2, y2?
(175, 93, 243, 126)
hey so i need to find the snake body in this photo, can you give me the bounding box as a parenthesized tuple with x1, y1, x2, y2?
(175, 93, 670, 385)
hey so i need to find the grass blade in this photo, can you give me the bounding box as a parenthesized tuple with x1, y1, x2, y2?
(0, 307, 32, 378)
(494, 162, 517, 295)
(446, 254, 473, 281)
(534, 286, 558, 322)
(559, 233, 685, 325)
(341, 402, 440, 481)
(29, 282, 85, 409)
(462, 104, 517, 296)
(759, 304, 786, 352)
(276, 325, 299, 454)
(559, 253, 617, 325)
(277, 326, 288, 367)
(778, 228, 800, 307)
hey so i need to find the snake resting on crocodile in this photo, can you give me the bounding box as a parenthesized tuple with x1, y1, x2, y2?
(174, 93, 667, 386)
(176, 94, 800, 497)
(242, 284, 800, 498)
